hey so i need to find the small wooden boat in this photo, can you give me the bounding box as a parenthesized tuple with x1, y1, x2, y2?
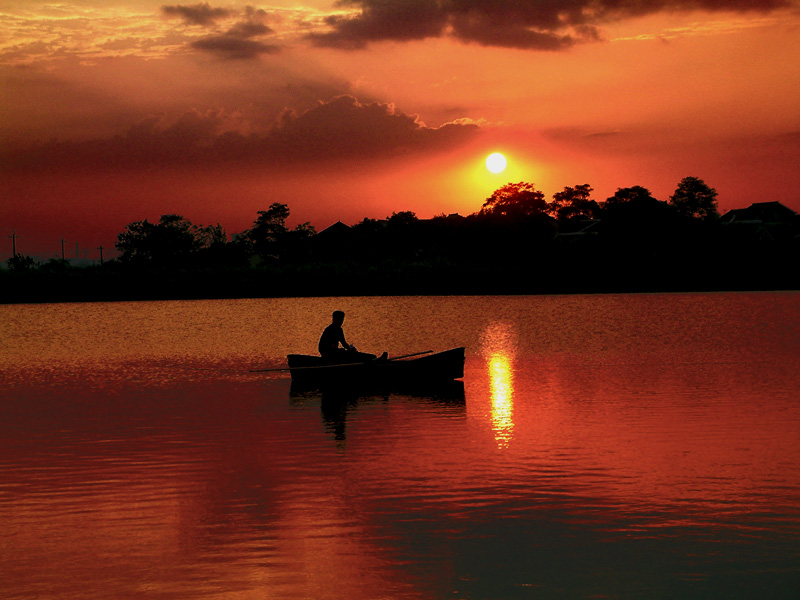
(286, 347, 465, 384)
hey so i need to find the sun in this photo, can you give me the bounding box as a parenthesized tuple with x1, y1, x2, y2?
(486, 152, 507, 174)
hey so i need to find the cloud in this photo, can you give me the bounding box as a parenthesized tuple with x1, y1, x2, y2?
(270, 95, 481, 158)
(1, 96, 482, 171)
(309, 0, 794, 50)
(161, 3, 233, 26)
(188, 5, 281, 58)
(190, 37, 279, 58)
(311, 1, 449, 49)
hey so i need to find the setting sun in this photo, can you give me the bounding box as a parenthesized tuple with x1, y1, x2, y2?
(486, 153, 507, 174)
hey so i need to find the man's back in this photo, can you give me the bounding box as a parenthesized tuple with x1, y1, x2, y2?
(318, 322, 345, 356)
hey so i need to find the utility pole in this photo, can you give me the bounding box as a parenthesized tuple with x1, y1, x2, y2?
(97, 245, 105, 265)
(8, 229, 19, 256)
(60, 237, 67, 260)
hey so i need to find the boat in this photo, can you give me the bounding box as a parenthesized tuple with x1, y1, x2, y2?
(286, 347, 465, 384)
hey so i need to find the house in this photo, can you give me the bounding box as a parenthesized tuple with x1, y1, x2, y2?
(316, 220, 352, 242)
(719, 201, 799, 243)
(719, 201, 798, 225)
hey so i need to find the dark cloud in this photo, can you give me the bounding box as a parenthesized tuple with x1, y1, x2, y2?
(190, 37, 279, 59)
(226, 20, 272, 39)
(311, 0, 448, 49)
(0, 96, 482, 171)
(270, 95, 480, 158)
(161, 2, 233, 26)
(188, 5, 280, 58)
(309, 0, 793, 50)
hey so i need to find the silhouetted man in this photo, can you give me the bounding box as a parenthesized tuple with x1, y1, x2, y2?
(318, 310, 386, 362)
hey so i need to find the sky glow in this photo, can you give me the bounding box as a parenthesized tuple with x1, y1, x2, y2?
(1, 0, 799, 260)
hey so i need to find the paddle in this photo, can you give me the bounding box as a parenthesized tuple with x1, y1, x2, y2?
(250, 361, 373, 373)
(387, 350, 433, 361)
(249, 350, 434, 373)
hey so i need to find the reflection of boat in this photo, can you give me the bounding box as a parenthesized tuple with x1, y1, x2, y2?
(289, 379, 466, 443)
(286, 347, 465, 384)
(290, 378, 466, 403)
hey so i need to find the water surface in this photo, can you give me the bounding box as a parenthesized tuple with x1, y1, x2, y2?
(1, 293, 799, 599)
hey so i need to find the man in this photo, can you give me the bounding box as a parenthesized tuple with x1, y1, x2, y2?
(318, 311, 386, 362)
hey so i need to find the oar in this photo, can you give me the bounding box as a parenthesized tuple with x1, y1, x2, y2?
(250, 361, 375, 374)
(249, 350, 435, 373)
(387, 350, 433, 361)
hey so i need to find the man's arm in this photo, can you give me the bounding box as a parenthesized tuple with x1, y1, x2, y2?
(338, 327, 353, 350)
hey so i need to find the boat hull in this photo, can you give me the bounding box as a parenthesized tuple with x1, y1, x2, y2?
(286, 347, 465, 384)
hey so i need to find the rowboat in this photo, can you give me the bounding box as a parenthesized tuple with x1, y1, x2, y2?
(286, 347, 465, 384)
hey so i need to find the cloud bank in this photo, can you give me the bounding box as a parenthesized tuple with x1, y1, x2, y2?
(1, 96, 482, 171)
(309, 0, 793, 49)
(162, 4, 281, 58)
(161, 3, 233, 26)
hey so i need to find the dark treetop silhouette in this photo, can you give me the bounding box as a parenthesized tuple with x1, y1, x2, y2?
(2, 176, 798, 303)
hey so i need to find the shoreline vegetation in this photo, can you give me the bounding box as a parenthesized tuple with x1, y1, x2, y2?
(3, 180, 799, 303)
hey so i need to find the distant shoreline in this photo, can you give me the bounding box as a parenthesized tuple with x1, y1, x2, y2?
(2, 268, 797, 305)
(6, 198, 800, 305)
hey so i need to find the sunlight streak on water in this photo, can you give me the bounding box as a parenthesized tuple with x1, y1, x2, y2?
(488, 353, 514, 448)
(481, 321, 517, 449)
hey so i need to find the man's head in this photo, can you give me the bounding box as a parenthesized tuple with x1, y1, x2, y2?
(332, 310, 345, 325)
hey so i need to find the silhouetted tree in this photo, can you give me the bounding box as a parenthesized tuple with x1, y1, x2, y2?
(346, 218, 385, 257)
(39, 258, 72, 274)
(236, 203, 316, 263)
(669, 176, 720, 221)
(479, 182, 547, 219)
(383, 211, 424, 258)
(603, 186, 657, 208)
(353, 217, 386, 235)
(290, 221, 316, 239)
(280, 221, 317, 261)
(5, 254, 36, 271)
(549, 184, 599, 221)
(239, 203, 291, 260)
(387, 211, 419, 227)
(195, 223, 227, 248)
(116, 214, 226, 266)
(600, 186, 681, 243)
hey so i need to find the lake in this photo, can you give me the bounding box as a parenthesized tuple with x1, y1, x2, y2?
(1, 293, 799, 599)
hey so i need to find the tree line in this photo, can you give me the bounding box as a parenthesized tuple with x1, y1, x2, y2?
(3, 176, 798, 302)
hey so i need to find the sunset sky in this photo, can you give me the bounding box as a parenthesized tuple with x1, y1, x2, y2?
(2, 0, 799, 260)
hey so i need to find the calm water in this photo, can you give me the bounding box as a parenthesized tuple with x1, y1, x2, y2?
(1, 293, 799, 599)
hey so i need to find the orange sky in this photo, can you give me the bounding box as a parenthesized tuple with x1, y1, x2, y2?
(2, 0, 799, 260)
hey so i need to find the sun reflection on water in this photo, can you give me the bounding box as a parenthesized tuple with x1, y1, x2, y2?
(489, 352, 514, 448)
(481, 322, 517, 449)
